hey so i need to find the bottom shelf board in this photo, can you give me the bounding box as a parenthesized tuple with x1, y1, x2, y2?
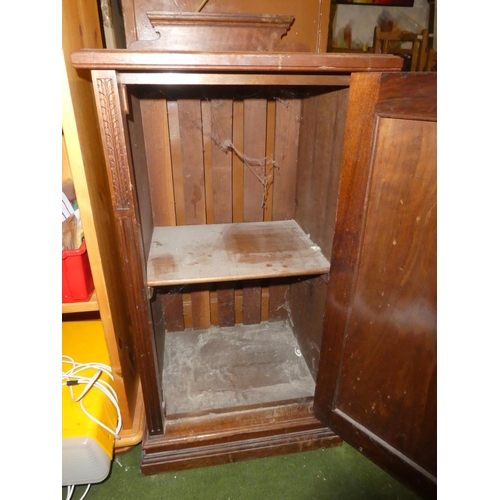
(163, 321, 315, 416)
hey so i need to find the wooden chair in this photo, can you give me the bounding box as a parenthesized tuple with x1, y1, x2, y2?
(424, 48, 437, 71)
(372, 25, 429, 72)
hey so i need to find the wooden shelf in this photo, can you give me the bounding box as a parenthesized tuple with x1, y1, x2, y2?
(62, 290, 99, 314)
(163, 321, 315, 416)
(147, 220, 330, 286)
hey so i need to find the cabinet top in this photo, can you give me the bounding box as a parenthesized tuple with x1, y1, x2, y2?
(71, 50, 402, 73)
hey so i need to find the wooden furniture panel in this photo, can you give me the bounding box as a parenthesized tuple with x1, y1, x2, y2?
(140, 100, 176, 227)
(314, 72, 437, 499)
(62, 0, 144, 447)
(90, 68, 165, 434)
(267, 97, 301, 322)
(70, 50, 438, 500)
(210, 97, 237, 326)
(295, 88, 349, 258)
(72, 50, 402, 73)
(241, 98, 267, 325)
(121, 0, 332, 52)
(209, 98, 234, 223)
(128, 92, 156, 255)
(289, 87, 350, 380)
(147, 221, 330, 285)
(336, 117, 437, 470)
(125, 84, 348, 331)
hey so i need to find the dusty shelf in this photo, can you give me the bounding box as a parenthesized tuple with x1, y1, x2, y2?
(147, 220, 330, 286)
(163, 321, 316, 416)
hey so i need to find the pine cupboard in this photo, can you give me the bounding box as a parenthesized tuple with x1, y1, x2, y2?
(62, 0, 144, 448)
(71, 47, 437, 498)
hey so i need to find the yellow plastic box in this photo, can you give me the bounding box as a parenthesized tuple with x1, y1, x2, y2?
(62, 319, 117, 486)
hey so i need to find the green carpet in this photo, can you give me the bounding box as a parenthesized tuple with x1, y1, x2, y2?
(63, 442, 422, 499)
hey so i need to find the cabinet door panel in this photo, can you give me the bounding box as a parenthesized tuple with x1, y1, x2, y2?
(315, 72, 437, 499)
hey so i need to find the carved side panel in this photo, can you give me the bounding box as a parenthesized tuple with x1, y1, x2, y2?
(91, 70, 165, 434)
(95, 75, 131, 211)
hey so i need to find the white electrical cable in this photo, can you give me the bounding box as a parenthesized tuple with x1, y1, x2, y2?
(62, 355, 122, 438)
(65, 483, 91, 500)
(63, 356, 122, 500)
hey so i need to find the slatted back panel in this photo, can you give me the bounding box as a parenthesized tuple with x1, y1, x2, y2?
(136, 88, 302, 330)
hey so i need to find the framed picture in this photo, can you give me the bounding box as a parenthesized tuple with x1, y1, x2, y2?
(336, 1, 414, 6)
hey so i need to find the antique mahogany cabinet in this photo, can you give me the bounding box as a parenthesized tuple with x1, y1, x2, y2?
(71, 15, 436, 497)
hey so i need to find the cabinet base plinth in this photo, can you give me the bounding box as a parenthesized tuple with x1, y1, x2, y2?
(140, 401, 342, 474)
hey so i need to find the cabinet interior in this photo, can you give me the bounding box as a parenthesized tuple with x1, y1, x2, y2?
(124, 83, 350, 422)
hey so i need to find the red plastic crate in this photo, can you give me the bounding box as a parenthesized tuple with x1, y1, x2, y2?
(62, 241, 95, 303)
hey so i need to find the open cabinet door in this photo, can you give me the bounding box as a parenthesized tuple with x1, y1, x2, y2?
(314, 72, 437, 499)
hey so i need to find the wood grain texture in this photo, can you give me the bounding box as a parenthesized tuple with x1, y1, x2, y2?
(216, 285, 236, 327)
(314, 72, 437, 498)
(207, 98, 236, 325)
(166, 101, 186, 226)
(290, 88, 349, 381)
(314, 74, 383, 418)
(263, 99, 276, 222)
(209, 98, 234, 223)
(120, 0, 332, 53)
(127, 92, 154, 255)
(140, 99, 176, 227)
(178, 100, 207, 226)
(377, 72, 437, 121)
(151, 292, 165, 377)
(147, 221, 330, 286)
(91, 70, 164, 434)
(242, 99, 267, 324)
(177, 99, 211, 329)
(190, 288, 211, 330)
(242, 281, 262, 325)
(243, 99, 267, 223)
(139, 98, 181, 332)
(201, 100, 214, 224)
(117, 212, 165, 434)
(295, 88, 349, 256)
(63, 5, 141, 432)
(272, 97, 301, 220)
(119, 73, 351, 87)
(62, 132, 71, 180)
(128, 12, 308, 52)
(159, 400, 319, 442)
(289, 277, 328, 381)
(336, 117, 437, 472)
(268, 97, 301, 322)
(267, 278, 290, 323)
(160, 287, 185, 332)
(232, 100, 244, 223)
(167, 99, 210, 328)
(182, 292, 193, 330)
(141, 411, 340, 474)
(72, 50, 403, 73)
